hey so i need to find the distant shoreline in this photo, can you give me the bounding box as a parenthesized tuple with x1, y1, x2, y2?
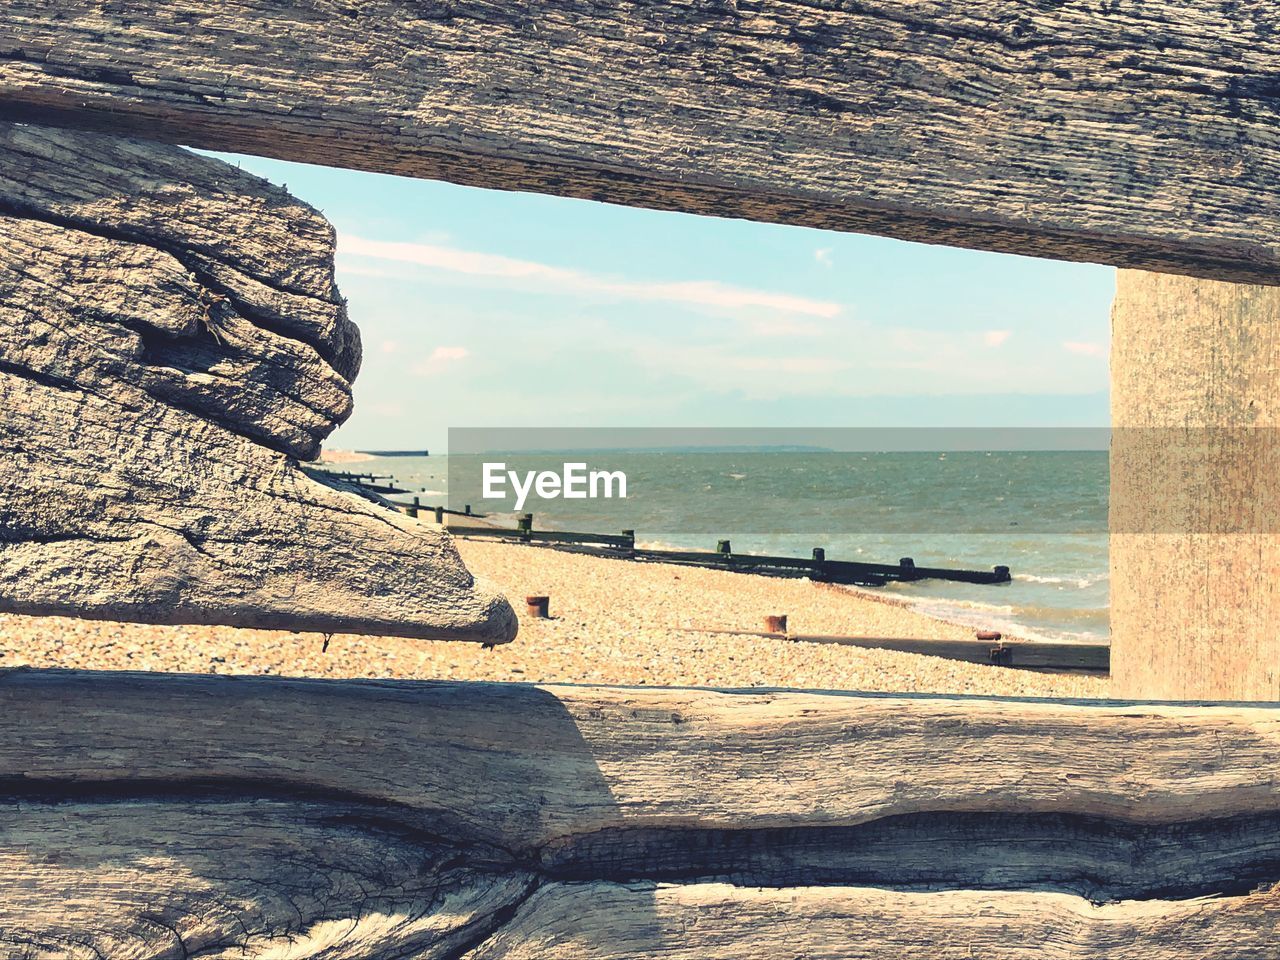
(317, 449, 376, 464)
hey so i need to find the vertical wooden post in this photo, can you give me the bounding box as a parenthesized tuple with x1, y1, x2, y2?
(407, 496, 419, 519)
(434, 506, 445, 524)
(811, 547, 826, 582)
(1111, 270, 1280, 701)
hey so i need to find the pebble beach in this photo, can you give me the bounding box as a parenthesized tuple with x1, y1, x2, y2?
(0, 537, 1107, 699)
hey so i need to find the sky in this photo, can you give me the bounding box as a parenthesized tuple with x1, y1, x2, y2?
(213, 152, 1115, 453)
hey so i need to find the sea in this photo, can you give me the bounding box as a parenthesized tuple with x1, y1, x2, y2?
(336, 451, 1110, 644)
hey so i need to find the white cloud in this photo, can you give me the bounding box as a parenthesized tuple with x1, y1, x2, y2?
(379, 339, 401, 354)
(749, 318, 824, 337)
(430, 346, 469, 362)
(726, 355, 848, 375)
(984, 330, 1012, 347)
(339, 235, 842, 318)
(413, 345, 470, 375)
(814, 247, 834, 268)
(1063, 340, 1105, 357)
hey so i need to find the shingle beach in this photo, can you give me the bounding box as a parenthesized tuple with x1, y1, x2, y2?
(0, 537, 1107, 699)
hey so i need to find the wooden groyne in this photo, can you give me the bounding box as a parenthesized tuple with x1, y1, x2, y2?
(310, 468, 412, 495)
(446, 520, 1011, 589)
(323, 472, 1012, 589)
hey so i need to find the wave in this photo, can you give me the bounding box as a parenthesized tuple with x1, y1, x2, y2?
(904, 596, 1018, 616)
(1014, 572, 1109, 588)
(636, 538, 685, 551)
(904, 594, 1109, 643)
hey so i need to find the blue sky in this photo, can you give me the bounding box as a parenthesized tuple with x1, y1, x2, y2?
(214, 152, 1115, 452)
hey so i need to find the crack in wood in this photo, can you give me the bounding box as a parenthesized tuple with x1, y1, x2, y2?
(5, 780, 1280, 904)
(539, 812, 1280, 903)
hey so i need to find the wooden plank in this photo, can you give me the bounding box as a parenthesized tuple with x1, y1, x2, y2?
(693, 628, 1110, 672)
(792, 634, 1108, 671)
(3, 669, 1280, 956)
(349, 481, 412, 494)
(1110, 271, 1280, 700)
(1, 2, 1278, 283)
(0, 123, 515, 643)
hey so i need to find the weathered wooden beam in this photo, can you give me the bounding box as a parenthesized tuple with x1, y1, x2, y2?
(0, 123, 515, 642)
(1110, 270, 1280, 701)
(3, 670, 1280, 956)
(1, 2, 1278, 283)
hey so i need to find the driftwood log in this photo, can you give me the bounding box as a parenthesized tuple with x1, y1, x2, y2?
(0, 123, 515, 642)
(1, 1, 1278, 284)
(2, 669, 1280, 957)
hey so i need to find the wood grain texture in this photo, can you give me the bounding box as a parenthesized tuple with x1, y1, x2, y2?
(3, 799, 538, 960)
(468, 881, 1280, 960)
(1, 1, 1278, 283)
(1110, 270, 1280, 701)
(0, 124, 516, 642)
(4, 670, 1280, 957)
